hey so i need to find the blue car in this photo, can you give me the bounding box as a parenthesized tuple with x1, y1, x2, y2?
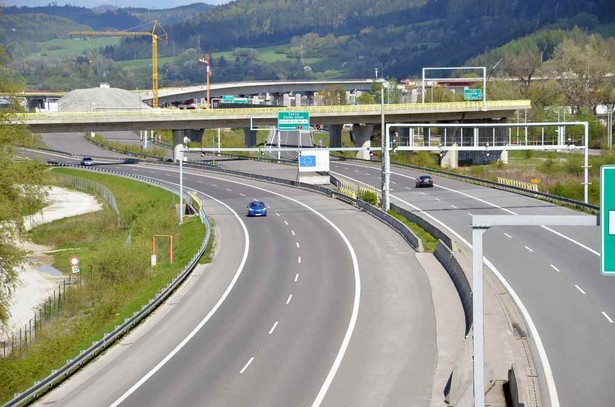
(247, 200, 267, 217)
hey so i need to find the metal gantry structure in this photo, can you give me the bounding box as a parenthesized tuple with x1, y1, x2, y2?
(69, 21, 168, 108)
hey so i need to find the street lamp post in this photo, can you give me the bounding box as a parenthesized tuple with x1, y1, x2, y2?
(380, 82, 390, 211)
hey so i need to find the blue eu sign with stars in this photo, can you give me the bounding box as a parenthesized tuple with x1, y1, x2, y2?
(299, 155, 316, 167)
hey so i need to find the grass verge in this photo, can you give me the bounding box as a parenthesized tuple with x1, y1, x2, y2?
(388, 210, 438, 252)
(0, 168, 208, 404)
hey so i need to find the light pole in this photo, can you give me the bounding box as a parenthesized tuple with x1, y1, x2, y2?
(380, 80, 390, 211)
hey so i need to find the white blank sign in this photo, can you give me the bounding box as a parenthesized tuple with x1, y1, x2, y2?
(611, 211, 615, 235)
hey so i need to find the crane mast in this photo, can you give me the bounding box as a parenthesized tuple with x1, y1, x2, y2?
(70, 21, 167, 108)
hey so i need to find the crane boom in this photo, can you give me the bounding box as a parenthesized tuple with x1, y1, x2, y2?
(69, 21, 167, 108)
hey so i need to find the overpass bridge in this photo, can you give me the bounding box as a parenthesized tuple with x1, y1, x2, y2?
(19, 100, 530, 164)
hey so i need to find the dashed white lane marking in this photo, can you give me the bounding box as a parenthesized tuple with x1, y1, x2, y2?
(268, 321, 279, 335)
(405, 187, 413, 190)
(148, 170, 156, 174)
(524, 246, 534, 253)
(239, 193, 245, 197)
(240, 357, 255, 374)
(602, 312, 614, 324)
(291, 230, 296, 236)
(504, 233, 513, 239)
(365, 172, 371, 176)
(468, 212, 473, 216)
(295, 273, 299, 282)
(574, 285, 586, 295)
(211, 184, 218, 187)
(196, 180, 203, 183)
(420, 192, 426, 195)
(354, 169, 359, 172)
(296, 242, 300, 248)
(284, 220, 289, 225)
(434, 197, 441, 201)
(226, 188, 232, 192)
(450, 204, 457, 208)
(550, 264, 560, 272)
(286, 294, 293, 305)
(276, 212, 280, 217)
(391, 181, 397, 185)
(298, 256, 301, 264)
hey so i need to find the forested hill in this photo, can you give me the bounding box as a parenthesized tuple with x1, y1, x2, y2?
(163, 0, 615, 78)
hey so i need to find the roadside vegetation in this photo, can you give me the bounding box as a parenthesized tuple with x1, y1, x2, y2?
(91, 134, 168, 159)
(388, 211, 439, 253)
(0, 168, 208, 404)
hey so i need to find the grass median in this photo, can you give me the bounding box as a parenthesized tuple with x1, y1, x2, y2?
(0, 168, 208, 403)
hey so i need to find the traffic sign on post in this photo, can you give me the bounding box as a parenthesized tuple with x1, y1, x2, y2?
(601, 165, 615, 274)
(464, 88, 482, 101)
(277, 111, 310, 131)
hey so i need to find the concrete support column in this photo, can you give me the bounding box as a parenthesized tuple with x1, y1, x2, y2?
(243, 127, 258, 147)
(351, 124, 374, 160)
(398, 127, 410, 147)
(328, 124, 343, 148)
(440, 143, 459, 169)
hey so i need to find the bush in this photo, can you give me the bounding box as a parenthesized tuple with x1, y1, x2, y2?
(360, 189, 378, 205)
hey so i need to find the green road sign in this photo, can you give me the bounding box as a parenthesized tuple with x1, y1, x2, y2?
(222, 95, 248, 104)
(277, 111, 310, 131)
(601, 165, 615, 274)
(464, 89, 482, 101)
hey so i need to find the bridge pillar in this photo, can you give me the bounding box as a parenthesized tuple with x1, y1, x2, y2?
(440, 144, 459, 169)
(172, 129, 204, 161)
(243, 128, 257, 147)
(350, 124, 374, 160)
(328, 124, 343, 148)
(398, 127, 410, 147)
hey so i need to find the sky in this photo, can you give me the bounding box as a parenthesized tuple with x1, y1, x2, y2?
(2, 0, 231, 8)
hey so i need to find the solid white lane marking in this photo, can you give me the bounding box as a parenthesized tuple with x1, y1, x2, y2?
(139, 166, 361, 407)
(291, 230, 296, 236)
(540, 225, 600, 256)
(284, 220, 289, 225)
(450, 204, 457, 209)
(602, 312, 614, 324)
(286, 294, 293, 304)
(240, 357, 255, 374)
(550, 264, 561, 272)
(276, 212, 280, 217)
(298, 256, 301, 264)
(389, 193, 560, 407)
(296, 242, 300, 248)
(110, 193, 250, 407)
(268, 321, 279, 335)
(524, 246, 534, 253)
(504, 233, 513, 239)
(295, 273, 299, 282)
(226, 188, 232, 192)
(574, 285, 586, 295)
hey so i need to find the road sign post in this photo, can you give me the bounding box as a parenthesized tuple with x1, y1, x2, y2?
(277, 111, 310, 131)
(601, 165, 615, 274)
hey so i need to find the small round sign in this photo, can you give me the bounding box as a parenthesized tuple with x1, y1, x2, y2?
(69, 256, 80, 266)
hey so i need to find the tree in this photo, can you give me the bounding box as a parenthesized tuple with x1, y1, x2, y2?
(0, 47, 48, 328)
(503, 46, 542, 95)
(547, 35, 615, 114)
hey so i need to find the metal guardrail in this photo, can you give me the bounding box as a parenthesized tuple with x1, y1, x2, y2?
(497, 177, 539, 192)
(17, 100, 531, 121)
(333, 155, 600, 214)
(5, 164, 211, 407)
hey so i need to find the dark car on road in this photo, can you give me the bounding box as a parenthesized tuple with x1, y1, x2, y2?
(80, 157, 94, 166)
(415, 175, 434, 188)
(247, 200, 267, 217)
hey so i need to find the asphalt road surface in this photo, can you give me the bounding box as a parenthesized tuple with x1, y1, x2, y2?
(26, 149, 440, 407)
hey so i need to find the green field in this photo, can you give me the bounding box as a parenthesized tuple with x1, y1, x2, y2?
(29, 38, 120, 58)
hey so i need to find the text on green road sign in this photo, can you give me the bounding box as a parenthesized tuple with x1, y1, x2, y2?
(277, 111, 310, 131)
(464, 89, 482, 101)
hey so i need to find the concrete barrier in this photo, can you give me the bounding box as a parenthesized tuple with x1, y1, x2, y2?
(433, 240, 472, 335)
(391, 203, 456, 251)
(356, 200, 423, 252)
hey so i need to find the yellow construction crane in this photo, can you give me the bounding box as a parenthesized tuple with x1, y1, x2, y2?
(70, 21, 168, 108)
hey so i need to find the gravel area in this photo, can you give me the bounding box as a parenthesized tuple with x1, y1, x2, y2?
(59, 87, 151, 112)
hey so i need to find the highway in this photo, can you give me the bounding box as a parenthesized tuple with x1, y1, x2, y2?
(327, 159, 607, 407)
(24, 147, 445, 407)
